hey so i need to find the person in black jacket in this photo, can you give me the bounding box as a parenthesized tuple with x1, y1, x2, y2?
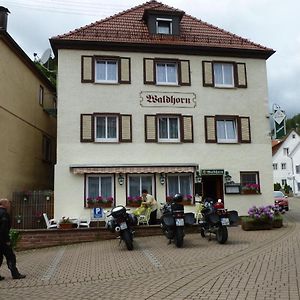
(0, 198, 26, 280)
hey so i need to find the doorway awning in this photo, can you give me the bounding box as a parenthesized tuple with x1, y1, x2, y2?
(70, 163, 197, 175)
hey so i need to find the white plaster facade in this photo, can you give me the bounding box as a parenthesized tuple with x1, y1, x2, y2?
(51, 2, 274, 220)
(272, 130, 300, 195)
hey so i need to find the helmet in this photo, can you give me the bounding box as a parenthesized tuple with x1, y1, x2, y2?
(173, 193, 183, 202)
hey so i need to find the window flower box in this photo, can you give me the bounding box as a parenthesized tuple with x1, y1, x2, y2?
(86, 196, 114, 208)
(127, 196, 142, 207)
(241, 184, 260, 194)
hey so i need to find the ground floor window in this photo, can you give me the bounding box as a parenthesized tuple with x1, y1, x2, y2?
(167, 174, 192, 201)
(282, 179, 287, 186)
(297, 182, 300, 191)
(86, 175, 114, 205)
(127, 175, 154, 205)
(240, 171, 260, 194)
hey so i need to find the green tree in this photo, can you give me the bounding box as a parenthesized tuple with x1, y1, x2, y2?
(286, 113, 300, 134)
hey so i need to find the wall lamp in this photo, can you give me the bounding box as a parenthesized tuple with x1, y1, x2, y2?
(195, 170, 201, 183)
(118, 173, 124, 185)
(160, 173, 165, 185)
(224, 171, 232, 184)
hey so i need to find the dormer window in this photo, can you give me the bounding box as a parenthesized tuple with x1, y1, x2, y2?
(156, 18, 172, 34)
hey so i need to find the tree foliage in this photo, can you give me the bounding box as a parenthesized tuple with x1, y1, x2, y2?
(34, 57, 57, 87)
(286, 113, 300, 133)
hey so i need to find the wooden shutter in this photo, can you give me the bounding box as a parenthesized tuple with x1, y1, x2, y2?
(145, 115, 157, 142)
(80, 114, 94, 142)
(120, 115, 132, 142)
(144, 58, 155, 84)
(204, 116, 216, 143)
(81, 56, 94, 83)
(179, 60, 191, 86)
(181, 115, 193, 142)
(239, 116, 251, 143)
(202, 61, 214, 87)
(119, 57, 131, 84)
(235, 63, 247, 88)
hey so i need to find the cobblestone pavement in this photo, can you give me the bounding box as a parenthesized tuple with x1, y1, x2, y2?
(1, 198, 300, 299)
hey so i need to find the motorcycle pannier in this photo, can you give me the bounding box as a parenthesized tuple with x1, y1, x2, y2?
(162, 213, 175, 226)
(228, 210, 239, 225)
(208, 213, 220, 224)
(184, 212, 195, 225)
(111, 206, 127, 218)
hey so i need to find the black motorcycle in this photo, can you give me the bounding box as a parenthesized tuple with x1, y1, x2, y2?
(197, 198, 238, 244)
(105, 205, 137, 250)
(160, 194, 194, 248)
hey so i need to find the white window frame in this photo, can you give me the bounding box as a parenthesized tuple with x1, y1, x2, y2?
(167, 174, 192, 197)
(214, 63, 234, 88)
(281, 163, 286, 170)
(216, 119, 238, 143)
(156, 18, 172, 34)
(157, 116, 180, 142)
(95, 115, 118, 142)
(95, 59, 118, 83)
(156, 62, 178, 85)
(86, 174, 114, 200)
(240, 172, 260, 192)
(127, 174, 154, 198)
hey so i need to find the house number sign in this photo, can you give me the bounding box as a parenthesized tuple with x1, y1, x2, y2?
(140, 91, 196, 108)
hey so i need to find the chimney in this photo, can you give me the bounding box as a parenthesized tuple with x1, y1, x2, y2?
(0, 6, 10, 31)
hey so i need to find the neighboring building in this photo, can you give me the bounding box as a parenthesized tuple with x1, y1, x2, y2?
(0, 7, 56, 199)
(272, 130, 300, 195)
(50, 0, 274, 218)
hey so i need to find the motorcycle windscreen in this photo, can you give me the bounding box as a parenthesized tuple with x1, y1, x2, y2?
(162, 213, 175, 226)
(208, 213, 220, 224)
(184, 212, 195, 225)
(228, 210, 239, 225)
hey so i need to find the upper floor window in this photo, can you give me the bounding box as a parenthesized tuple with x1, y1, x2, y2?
(158, 116, 180, 142)
(296, 165, 300, 174)
(42, 135, 51, 163)
(205, 115, 251, 144)
(156, 18, 172, 34)
(156, 62, 178, 85)
(202, 61, 247, 88)
(95, 115, 118, 142)
(39, 85, 44, 106)
(95, 59, 118, 83)
(214, 63, 234, 88)
(282, 179, 287, 186)
(216, 119, 237, 143)
(283, 148, 289, 155)
(273, 163, 278, 170)
(281, 163, 286, 170)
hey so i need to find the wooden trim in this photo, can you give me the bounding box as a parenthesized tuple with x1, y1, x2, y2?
(119, 114, 132, 142)
(204, 116, 216, 143)
(202, 61, 214, 87)
(236, 62, 247, 88)
(80, 114, 94, 142)
(238, 116, 251, 143)
(143, 58, 155, 84)
(145, 114, 157, 142)
(181, 115, 194, 143)
(119, 57, 131, 84)
(179, 60, 191, 86)
(81, 56, 94, 83)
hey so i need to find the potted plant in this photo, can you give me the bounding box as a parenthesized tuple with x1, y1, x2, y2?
(59, 216, 73, 229)
(241, 205, 283, 230)
(241, 183, 260, 194)
(127, 196, 142, 207)
(182, 194, 193, 205)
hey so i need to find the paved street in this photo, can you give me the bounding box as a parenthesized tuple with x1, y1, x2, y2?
(1, 198, 300, 299)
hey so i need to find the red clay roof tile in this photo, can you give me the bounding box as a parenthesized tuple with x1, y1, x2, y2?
(51, 0, 274, 56)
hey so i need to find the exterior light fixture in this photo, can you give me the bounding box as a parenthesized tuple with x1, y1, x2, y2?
(224, 171, 232, 184)
(118, 174, 124, 185)
(195, 170, 201, 183)
(160, 173, 165, 185)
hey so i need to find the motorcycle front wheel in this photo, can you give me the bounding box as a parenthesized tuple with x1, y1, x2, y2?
(174, 227, 184, 248)
(122, 229, 133, 250)
(216, 226, 228, 244)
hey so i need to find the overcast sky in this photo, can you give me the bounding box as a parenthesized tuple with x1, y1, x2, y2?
(2, 0, 300, 117)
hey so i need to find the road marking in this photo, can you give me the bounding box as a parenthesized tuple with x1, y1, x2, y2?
(41, 247, 66, 281)
(142, 249, 162, 268)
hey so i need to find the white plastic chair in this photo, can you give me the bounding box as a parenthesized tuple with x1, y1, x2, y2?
(137, 207, 152, 225)
(78, 217, 90, 228)
(43, 213, 58, 229)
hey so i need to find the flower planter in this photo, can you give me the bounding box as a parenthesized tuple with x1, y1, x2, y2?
(241, 219, 282, 231)
(272, 219, 283, 228)
(128, 202, 141, 207)
(59, 223, 73, 229)
(242, 190, 258, 195)
(87, 203, 113, 208)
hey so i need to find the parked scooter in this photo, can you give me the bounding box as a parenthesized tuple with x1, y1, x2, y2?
(160, 194, 194, 248)
(197, 198, 238, 244)
(105, 205, 137, 250)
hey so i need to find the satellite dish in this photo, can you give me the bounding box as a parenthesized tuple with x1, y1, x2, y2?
(40, 48, 52, 65)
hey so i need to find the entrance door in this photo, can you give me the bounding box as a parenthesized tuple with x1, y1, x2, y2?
(201, 175, 224, 201)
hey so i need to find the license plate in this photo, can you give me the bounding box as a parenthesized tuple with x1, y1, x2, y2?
(221, 218, 230, 226)
(175, 218, 184, 226)
(120, 222, 127, 230)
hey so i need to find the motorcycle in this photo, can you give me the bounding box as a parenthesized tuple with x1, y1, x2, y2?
(160, 194, 195, 248)
(105, 205, 137, 250)
(197, 198, 238, 244)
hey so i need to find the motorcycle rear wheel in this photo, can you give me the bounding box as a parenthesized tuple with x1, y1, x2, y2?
(122, 229, 133, 250)
(174, 227, 184, 248)
(216, 226, 228, 244)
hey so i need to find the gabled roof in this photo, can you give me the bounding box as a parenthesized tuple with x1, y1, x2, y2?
(272, 129, 300, 156)
(50, 0, 274, 59)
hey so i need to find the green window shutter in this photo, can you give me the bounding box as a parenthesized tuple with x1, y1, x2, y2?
(236, 63, 247, 88)
(145, 115, 157, 142)
(239, 116, 251, 143)
(80, 114, 94, 142)
(204, 116, 216, 143)
(119, 57, 131, 84)
(202, 61, 214, 87)
(81, 56, 94, 83)
(179, 60, 191, 86)
(144, 58, 155, 84)
(181, 115, 193, 142)
(120, 114, 132, 142)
